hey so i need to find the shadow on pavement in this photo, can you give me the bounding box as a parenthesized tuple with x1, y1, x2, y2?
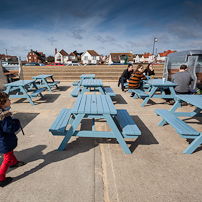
(112, 94, 127, 104)
(10, 137, 97, 183)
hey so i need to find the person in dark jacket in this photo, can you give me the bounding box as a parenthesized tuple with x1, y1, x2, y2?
(118, 64, 133, 91)
(128, 65, 147, 97)
(143, 63, 155, 76)
(0, 92, 24, 187)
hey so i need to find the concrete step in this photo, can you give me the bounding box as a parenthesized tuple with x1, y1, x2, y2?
(22, 64, 164, 81)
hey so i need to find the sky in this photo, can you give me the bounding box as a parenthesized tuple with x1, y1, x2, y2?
(0, 0, 202, 60)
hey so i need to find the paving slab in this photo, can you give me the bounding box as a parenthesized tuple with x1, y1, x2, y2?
(0, 82, 202, 202)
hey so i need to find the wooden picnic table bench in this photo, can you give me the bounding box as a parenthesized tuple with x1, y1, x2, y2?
(155, 94, 202, 154)
(32, 74, 60, 92)
(4, 80, 46, 105)
(49, 94, 141, 154)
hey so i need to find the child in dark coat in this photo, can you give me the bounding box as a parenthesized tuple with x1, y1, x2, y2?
(0, 92, 24, 187)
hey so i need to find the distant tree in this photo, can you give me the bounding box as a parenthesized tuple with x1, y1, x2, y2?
(73, 50, 83, 56)
(46, 55, 54, 63)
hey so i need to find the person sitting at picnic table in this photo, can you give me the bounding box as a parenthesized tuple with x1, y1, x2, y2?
(196, 79, 202, 94)
(143, 63, 155, 76)
(166, 65, 193, 105)
(118, 64, 133, 91)
(128, 65, 147, 97)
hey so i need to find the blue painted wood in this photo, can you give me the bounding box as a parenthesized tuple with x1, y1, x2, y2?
(117, 109, 141, 136)
(49, 94, 137, 153)
(70, 87, 80, 97)
(4, 80, 43, 105)
(72, 80, 80, 86)
(32, 74, 60, 92)
(104, 113, 131, 154)
(104, 87, 116, 97)
(48, 81, 60, 87)
(155, 109, 199, 136)
(58, 113, 85, 151)
(183, 133, 202, 154)
(131, 89, 149, 98)
(49, 109, 72, 134)
(30, 87, 46, 98)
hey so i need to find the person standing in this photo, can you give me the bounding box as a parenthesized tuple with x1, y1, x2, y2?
(0, 92, 25, 187)
(118, 64, 133, 91)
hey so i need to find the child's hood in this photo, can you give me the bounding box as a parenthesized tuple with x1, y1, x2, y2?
(0, 109, 12, 121)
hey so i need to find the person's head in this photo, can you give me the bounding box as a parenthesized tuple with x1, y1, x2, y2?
(147, 63, 153, 71)
(0, 92, 10, 109)
(128, 64, 133, 72)
(135, 64, 144, 72)
(179, 65, 187, 71)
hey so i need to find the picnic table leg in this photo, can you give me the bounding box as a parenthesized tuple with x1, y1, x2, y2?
(183, 133, 202, 154)
(80, 86, 87, 95)
(19, 86, 35, 105)
(141, 86, 157, 107)
(4, 85, 11, 94)
(51, 76, 59, 89)
(104, 114, 131, 154)
(42, 78, 52, 92)
(58, 114, 84, 151)
(32, 82, 44, 98)
(97, 87, 105, 95)
(169, 87, 177, 102)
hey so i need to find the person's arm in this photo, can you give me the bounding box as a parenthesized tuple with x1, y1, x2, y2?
(0, 117, 20, 134)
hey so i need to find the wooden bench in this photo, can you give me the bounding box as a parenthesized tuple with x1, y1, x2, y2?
(30, 87, 46, 98)
(104, 87, 116, 97)
(48, 81, 60, 87)
(72, 81, 80, 86)
(155, 109, 202, 154)
(49, 108, 72, 135)
(116, 109, 141, 138)
(3, 65, 21, 81)
(131, 89, 149, 99)
(70, 87, 80, 97)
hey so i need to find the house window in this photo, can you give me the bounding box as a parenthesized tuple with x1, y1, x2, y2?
(92, 56, 96, 60)
(34, 57, 36, 59)
(29, 56, 31, 59)
(84, 56, 88, 60)
(113, 56, 116, 59)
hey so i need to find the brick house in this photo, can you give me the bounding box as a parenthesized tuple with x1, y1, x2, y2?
(27, 50, 46, 63)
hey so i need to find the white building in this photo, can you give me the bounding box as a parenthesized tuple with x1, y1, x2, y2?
(55, 49, 69, 64)
(81, 50, 100, 64)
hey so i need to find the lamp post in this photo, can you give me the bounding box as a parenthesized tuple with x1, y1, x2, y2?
(152, 37, 158, 62)
(152, 37, 158, 55)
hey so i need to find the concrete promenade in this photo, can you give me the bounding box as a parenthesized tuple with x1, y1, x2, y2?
(1, 82, 202, 202)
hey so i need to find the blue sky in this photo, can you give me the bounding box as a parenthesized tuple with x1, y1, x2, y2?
(0, 0, 202, 60)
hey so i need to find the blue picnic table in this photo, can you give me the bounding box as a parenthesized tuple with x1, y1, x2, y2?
(136, 79, 177, 107)
(72, 74, 95, 87)
(155, 94, 202, 154)
(71, 79, 116, 97)
(49, 94, 141, 154)
(4, 80, 46, 105)
(32, 74, 60, 92)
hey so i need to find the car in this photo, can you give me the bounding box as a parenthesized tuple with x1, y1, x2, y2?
(46, 62, 65, 66)
(109, 63, 123, 65)
(23, 62, 44, 66)
(67, 63, 82, 66)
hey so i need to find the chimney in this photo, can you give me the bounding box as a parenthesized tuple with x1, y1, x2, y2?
(130, 50, 132, 54)
(55, 48, 57, 55)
